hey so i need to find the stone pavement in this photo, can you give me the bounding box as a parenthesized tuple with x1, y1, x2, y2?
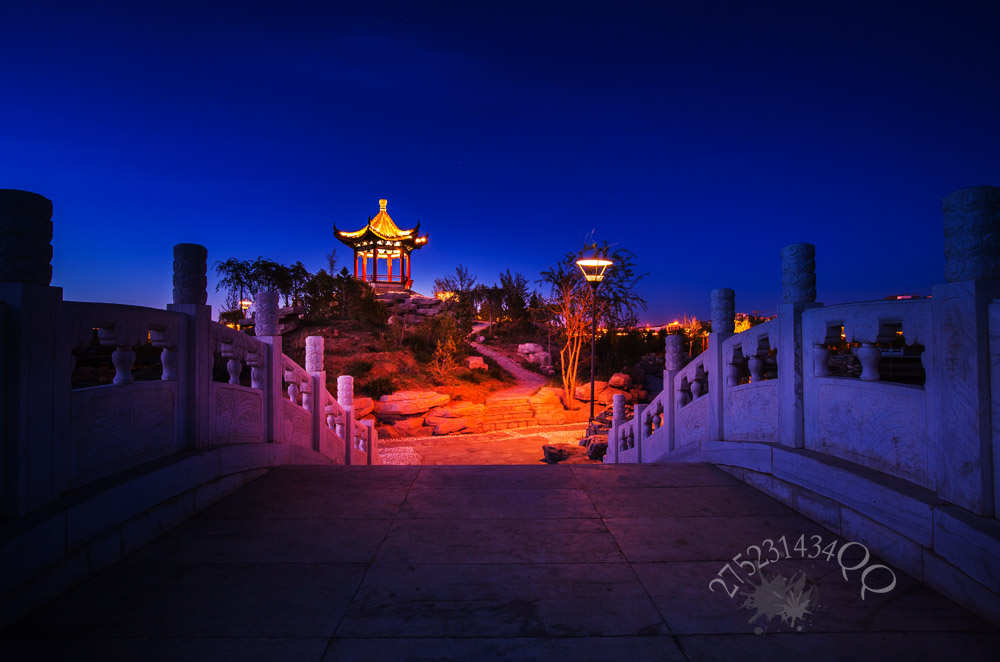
(379, 422, 593, 465)
(468, 340, 547, 396)
(2, 464, 997, 661)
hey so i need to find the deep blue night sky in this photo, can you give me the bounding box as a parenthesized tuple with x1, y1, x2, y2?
(2, 1, 999, 323)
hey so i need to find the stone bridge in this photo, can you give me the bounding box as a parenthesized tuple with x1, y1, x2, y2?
(2, 187, 1000, 659)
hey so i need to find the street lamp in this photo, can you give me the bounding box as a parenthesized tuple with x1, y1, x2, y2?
(576, 253, 613, 425)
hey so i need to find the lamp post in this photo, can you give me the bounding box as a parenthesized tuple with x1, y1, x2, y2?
(576, 253, 613, 425)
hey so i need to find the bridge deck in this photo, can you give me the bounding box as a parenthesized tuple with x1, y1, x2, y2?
(3, 464, 997, 660)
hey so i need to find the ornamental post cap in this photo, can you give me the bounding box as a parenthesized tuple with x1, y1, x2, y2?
(379, 199, 387, 211)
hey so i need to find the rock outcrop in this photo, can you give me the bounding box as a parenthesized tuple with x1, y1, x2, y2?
(373, 390, 450, 416)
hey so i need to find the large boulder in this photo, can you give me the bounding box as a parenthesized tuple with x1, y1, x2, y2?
(374, 390, 450, 417)
(392, 416, 428, 436)
(518, 343, 544, 355)
(425, 401, 486, 435)
(467, 356, 487, 370)
(526, 351, 551, 366)
(598, 387, 631, 405)
(608, 372, 632, 390)
(354, 397, 374, 418)
(574, 380, 608, 402)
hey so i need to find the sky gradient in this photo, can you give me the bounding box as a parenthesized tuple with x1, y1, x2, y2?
(3, 1, 999, 324)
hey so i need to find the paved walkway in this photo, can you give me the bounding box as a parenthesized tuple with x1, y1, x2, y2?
(379, 422, 592, 465)
(2, 464, 997, 661)
(469, 340, 547, 396)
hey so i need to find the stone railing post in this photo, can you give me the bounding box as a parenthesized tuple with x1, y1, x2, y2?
(305, 335, 325, 453)
(707, 288, 735, 441)
(337, 375, 357, 464)
(632, 403, 648, 463)
(604, 393, 627, 464)
(166, 243, 212, 450)
(253, 291, 283, 445)
(777, 243, 821, 448)
(662, 334, 684, 453)
(0, 189, 72, 517)
(934, 185, 1000, 515)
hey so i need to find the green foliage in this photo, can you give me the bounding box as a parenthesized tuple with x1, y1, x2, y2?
(362, 376, 396, 399)
(302, 268, 336, 321)
(434, 265, 477, 335)
(538, 239, 648, 403)
(333, 267, 386, 328)
(429, 334, 460, 384)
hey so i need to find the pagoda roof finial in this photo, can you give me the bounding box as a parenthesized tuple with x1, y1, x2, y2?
(379, 198, 387, 212)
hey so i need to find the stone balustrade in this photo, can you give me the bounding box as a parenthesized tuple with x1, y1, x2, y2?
(0, 190, 379, 627)
(603, 185, 1000, 626)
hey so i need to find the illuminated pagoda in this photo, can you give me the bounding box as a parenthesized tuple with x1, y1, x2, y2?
(334, 198, 428, 291)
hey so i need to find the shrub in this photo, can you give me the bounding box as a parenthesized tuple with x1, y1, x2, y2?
(429, 335, 460, 384)
(362, 376, 396, 399)
(343, 359, 373, 376)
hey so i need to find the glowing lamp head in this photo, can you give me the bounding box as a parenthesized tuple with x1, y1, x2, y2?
(239, 299, 253, 312)
(576, 255, 613, 287)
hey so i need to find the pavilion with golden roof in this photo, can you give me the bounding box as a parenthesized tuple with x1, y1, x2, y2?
(334, 199, 428, 291)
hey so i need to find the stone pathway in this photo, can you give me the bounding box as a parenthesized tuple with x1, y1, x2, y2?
(3, 464, 996, 661)
(379, 422, 593, 465)
(469, 339, 546, 396)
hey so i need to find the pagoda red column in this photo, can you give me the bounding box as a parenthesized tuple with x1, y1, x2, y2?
(353, 251, 358, 278)
(373, 252, 378, 282)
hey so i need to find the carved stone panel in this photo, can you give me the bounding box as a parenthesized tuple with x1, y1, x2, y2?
(814, 381, 929, 488)
(676, 395, 709, 447)
(213, 384, 264, 443)
(321, 427, 346, 464)
(282, 399, 313, 448)
(725, 382, 778, 442)
(71, 383, 177, 487)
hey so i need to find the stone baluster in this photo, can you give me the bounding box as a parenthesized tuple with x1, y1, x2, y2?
(287, 378, 299, 404)
(97, 321, 143, 385)
(747, 352, 765, 383)
(725, 348, 742, 387)
(219, 341, 242, 385)
(676, 378, 691, 407)
(248, 350, 265, 390)
(690, 375, 703, 398)
(856, 343, 881, 381)
(150, 328, 178, 381)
